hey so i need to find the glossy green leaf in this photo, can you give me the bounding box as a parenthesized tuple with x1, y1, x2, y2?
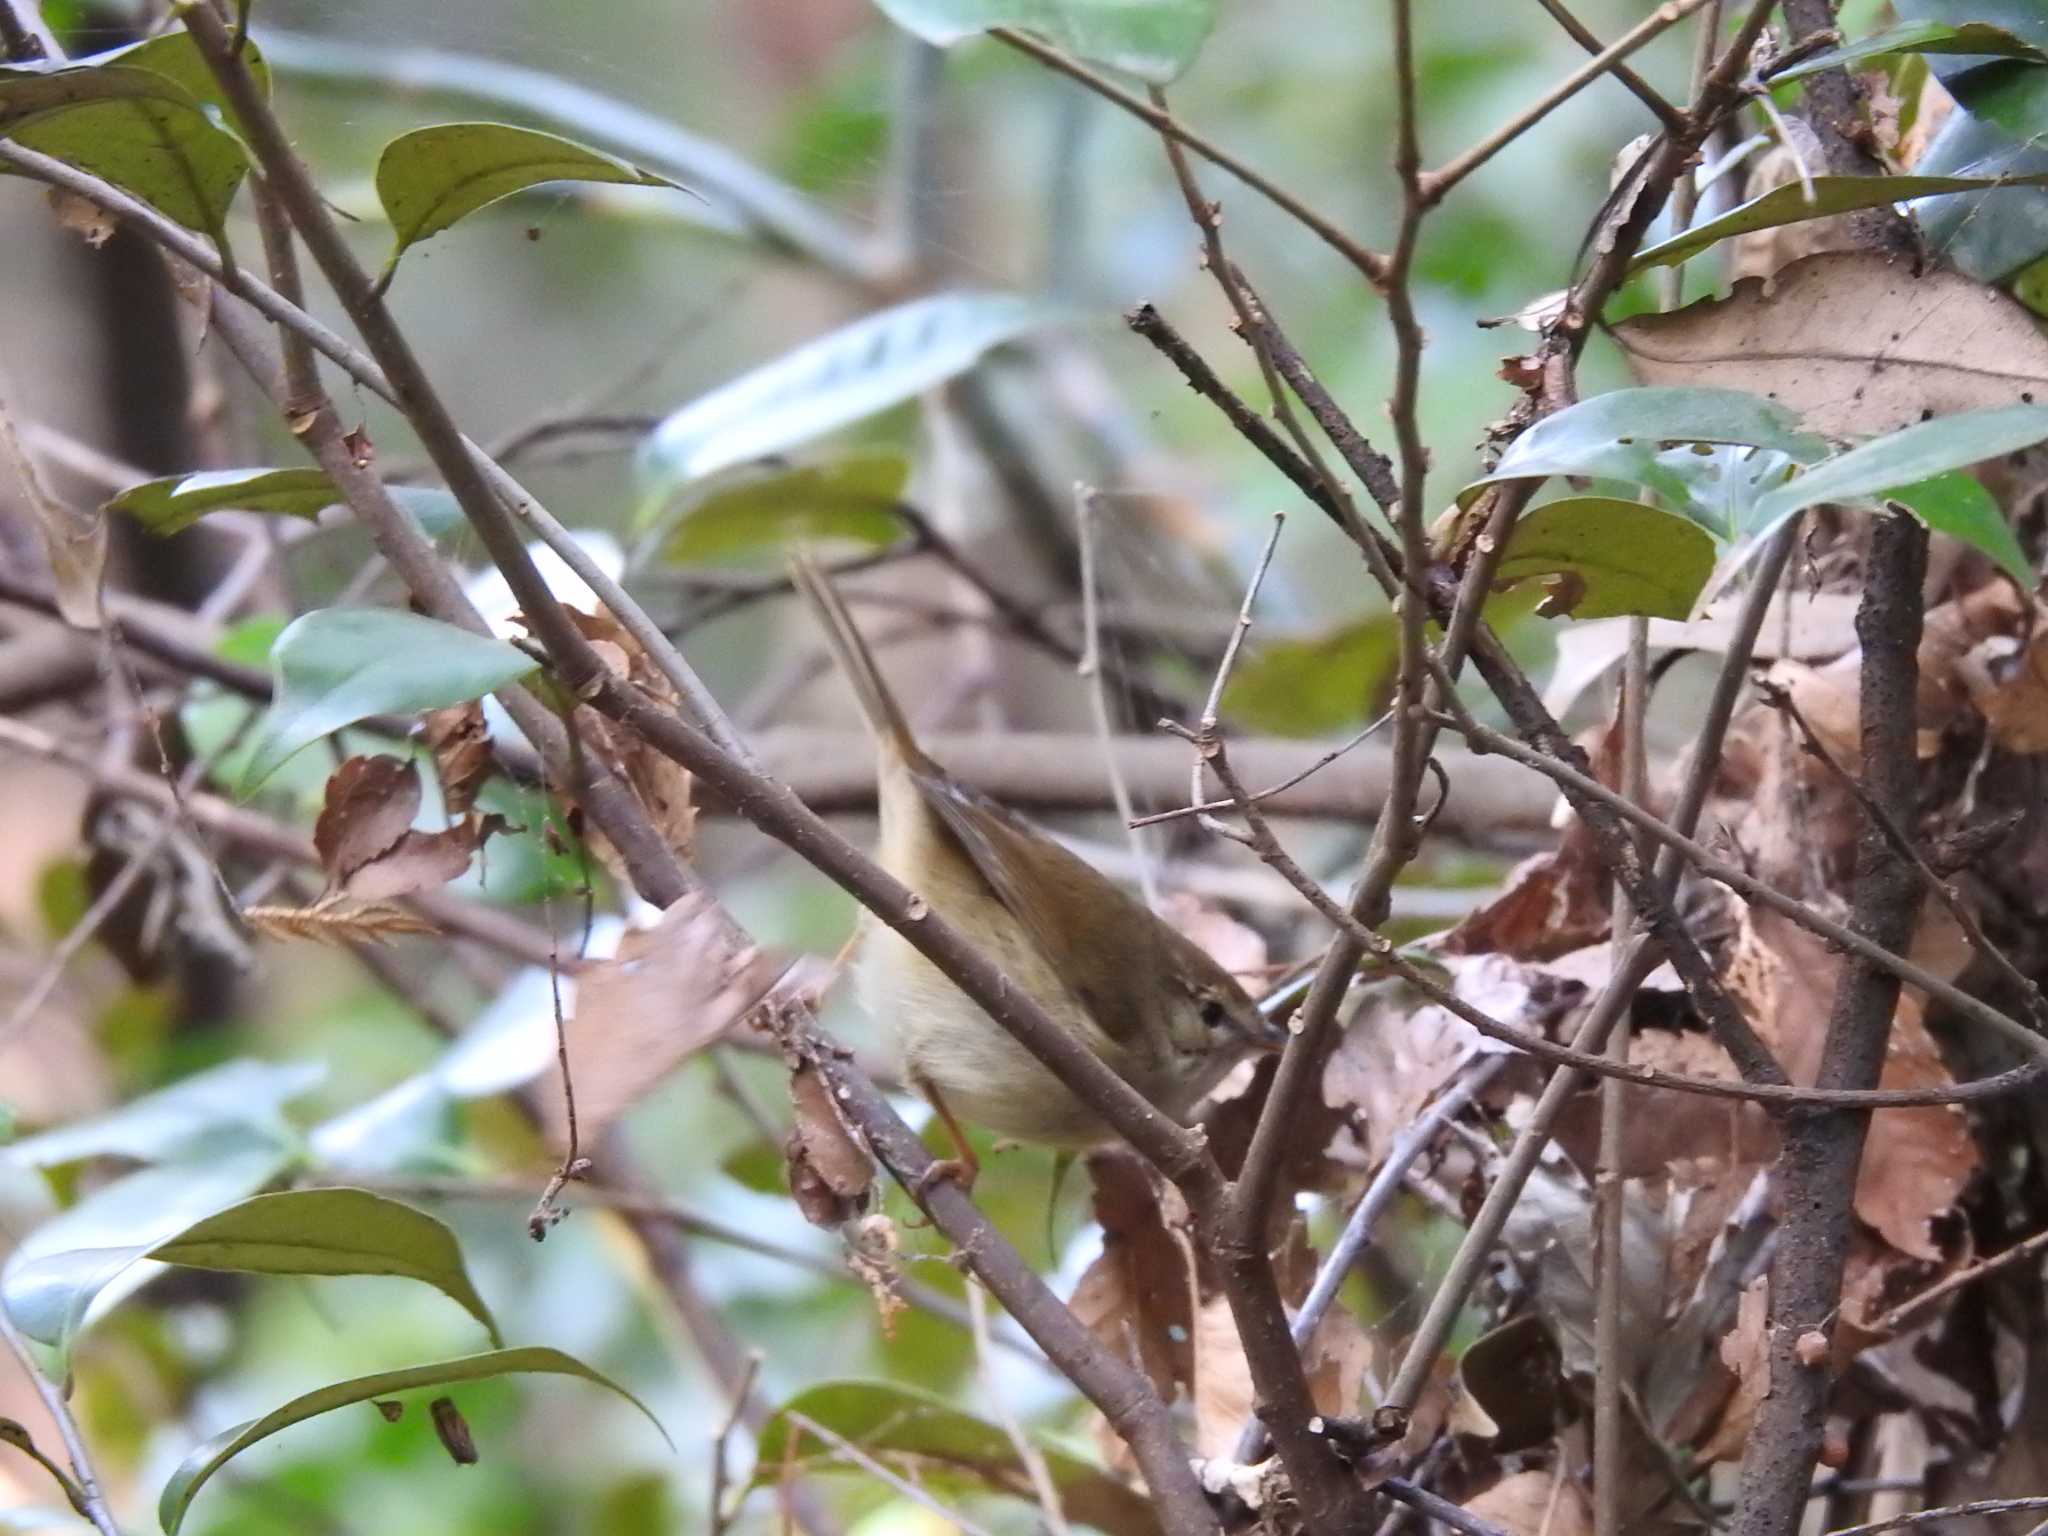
(4, 1058, 323, 1169)
(1460, 387, 1827, 509)
(657, 454, 910, 559)
(2, 1131, 298, 1364)
(870, 0, 1216, 81)
(103, 466, 461, 538)
(241, 608, 539, 792)
(1630, 171, 2048, 273)
(1771, 19, 2048, 80)
(1220, 613, 1397, 737)
(755, 1380, 1159, 1536)
(641, 292, 1064, 488)
(106, 468, 339, 535)
(1493, 497, 1716, 620)
(160, 1347, 670, 1533)
(374, 121, 681, 289)
(1883, 471, 2035, 587)
(147, 1188, 502, 1346)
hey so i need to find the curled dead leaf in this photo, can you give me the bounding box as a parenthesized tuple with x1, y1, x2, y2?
(47, 188, 116, 247)
(558, 608, 698, 873)
(313, 753, 507, 903)
(1462, 1469, 1591, 1536)
(1068, 1150, 1197, 1404)
(785, 1060, 873, 1227)
(419, 702, 493, 817)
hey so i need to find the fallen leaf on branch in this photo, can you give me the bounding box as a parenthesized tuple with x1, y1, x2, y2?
(47, 188, 116, 247)
(420, 702, 493, 817)
(1614, 252, 2048, 438)
(549, 892, 783, 1147)
(785, 1059, 873, 1227)
(558, 608, 698, 874)
(1693, 1275, 1769, 1465)
(313, 754, 508, 902)
(1068, 1150, 1197, 1404)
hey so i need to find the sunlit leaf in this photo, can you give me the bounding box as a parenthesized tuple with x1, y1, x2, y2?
(1493, 497, 1716, 620)
(106, 467, 338, 535)
(3, 1058, 323, 1168)
(160, 1347, 670, 1533)
(641, 292, 1064, 488)
(374, 121, 682, 289)
(2, 1131, 298, 1365)
(1219, 613, 1397, 737)
(870, 0, 1216, 81)
(1630, 171, 2048, 273)
(755, 1380, 1159, 1536)
(147, 1188, 502, 1346)
(656, 453, 910, 557)
(1459, 387, 1826, 509)
(0, 33, 270, 252)
(241, 609, 539, 792)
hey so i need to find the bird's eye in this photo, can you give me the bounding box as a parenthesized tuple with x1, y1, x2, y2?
(1199, 996, 1230, 1031)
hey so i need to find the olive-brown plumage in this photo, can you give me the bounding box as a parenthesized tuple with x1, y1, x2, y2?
(793, 556, 1281, 1156)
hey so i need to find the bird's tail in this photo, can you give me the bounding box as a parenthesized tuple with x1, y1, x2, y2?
(790, 553, 927, 769)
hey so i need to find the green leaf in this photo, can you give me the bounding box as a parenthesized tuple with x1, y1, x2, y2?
(1219, 614, 1397, 737)
(1771, 19, 2048, 80)
(641, 292, 1064, 488)
(1493, 497, 1716, 620)
(3, 1130, 298, 1365)
(1745, 403, 2048, 572)
(147, 1188, 502, 1347)
(241, 608, 539, 792)
(374, 121, 681, 290)
(103, 467, 461, 538)
(105, 468, 340, 536)
(1883, 471, 2035, 587)
(1460, 387, 1827, 509)
(4, 1058, 323, 1169)
(0, 34, 269, 254)
(755, 1381, 1159, 1536)
(870, 0, 1216, 81)
(657, 454, 910, 559)
(160, 1347, 671, 1534)
(1630, 171, 2048, 273)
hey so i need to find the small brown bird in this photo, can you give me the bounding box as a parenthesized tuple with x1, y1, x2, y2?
(793, 556, 1282, 1189)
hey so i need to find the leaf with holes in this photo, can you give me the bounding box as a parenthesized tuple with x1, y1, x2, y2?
(147, 1188, 501, 1346)
(754, 1381, 1160, 1536)
(241, 609, 539, 793)
(641, 292, 1065, 489)
(375, 122, 682, 290)
(1493, 498, 1716, 621)
(870, 0, 1216, 81)
(1459, 387, 1825, 511)
(160, 1348, 669, 1534)
(655, 454, 910, 556)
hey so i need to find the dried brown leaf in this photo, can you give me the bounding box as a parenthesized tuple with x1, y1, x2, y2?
(47, 188, 116, 247)
(1462, 1469, 1592, 1536)
(550, 892, 782, 1147)
(1729, 124, 1860, 282)
(1693, 1276, 1769, 1465)
(420, 702, 492, 818)
(785, 1059, 873, 1227)
(1068, 1150, 1196, 1403)
(1614, 252, 2048, 437)
(562, 609, 698, 872)
(340, 816, 507, 903)
(315, 755, 422, 887)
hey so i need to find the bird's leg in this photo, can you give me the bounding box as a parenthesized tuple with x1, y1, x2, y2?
(911, 1077, 981, 1201)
